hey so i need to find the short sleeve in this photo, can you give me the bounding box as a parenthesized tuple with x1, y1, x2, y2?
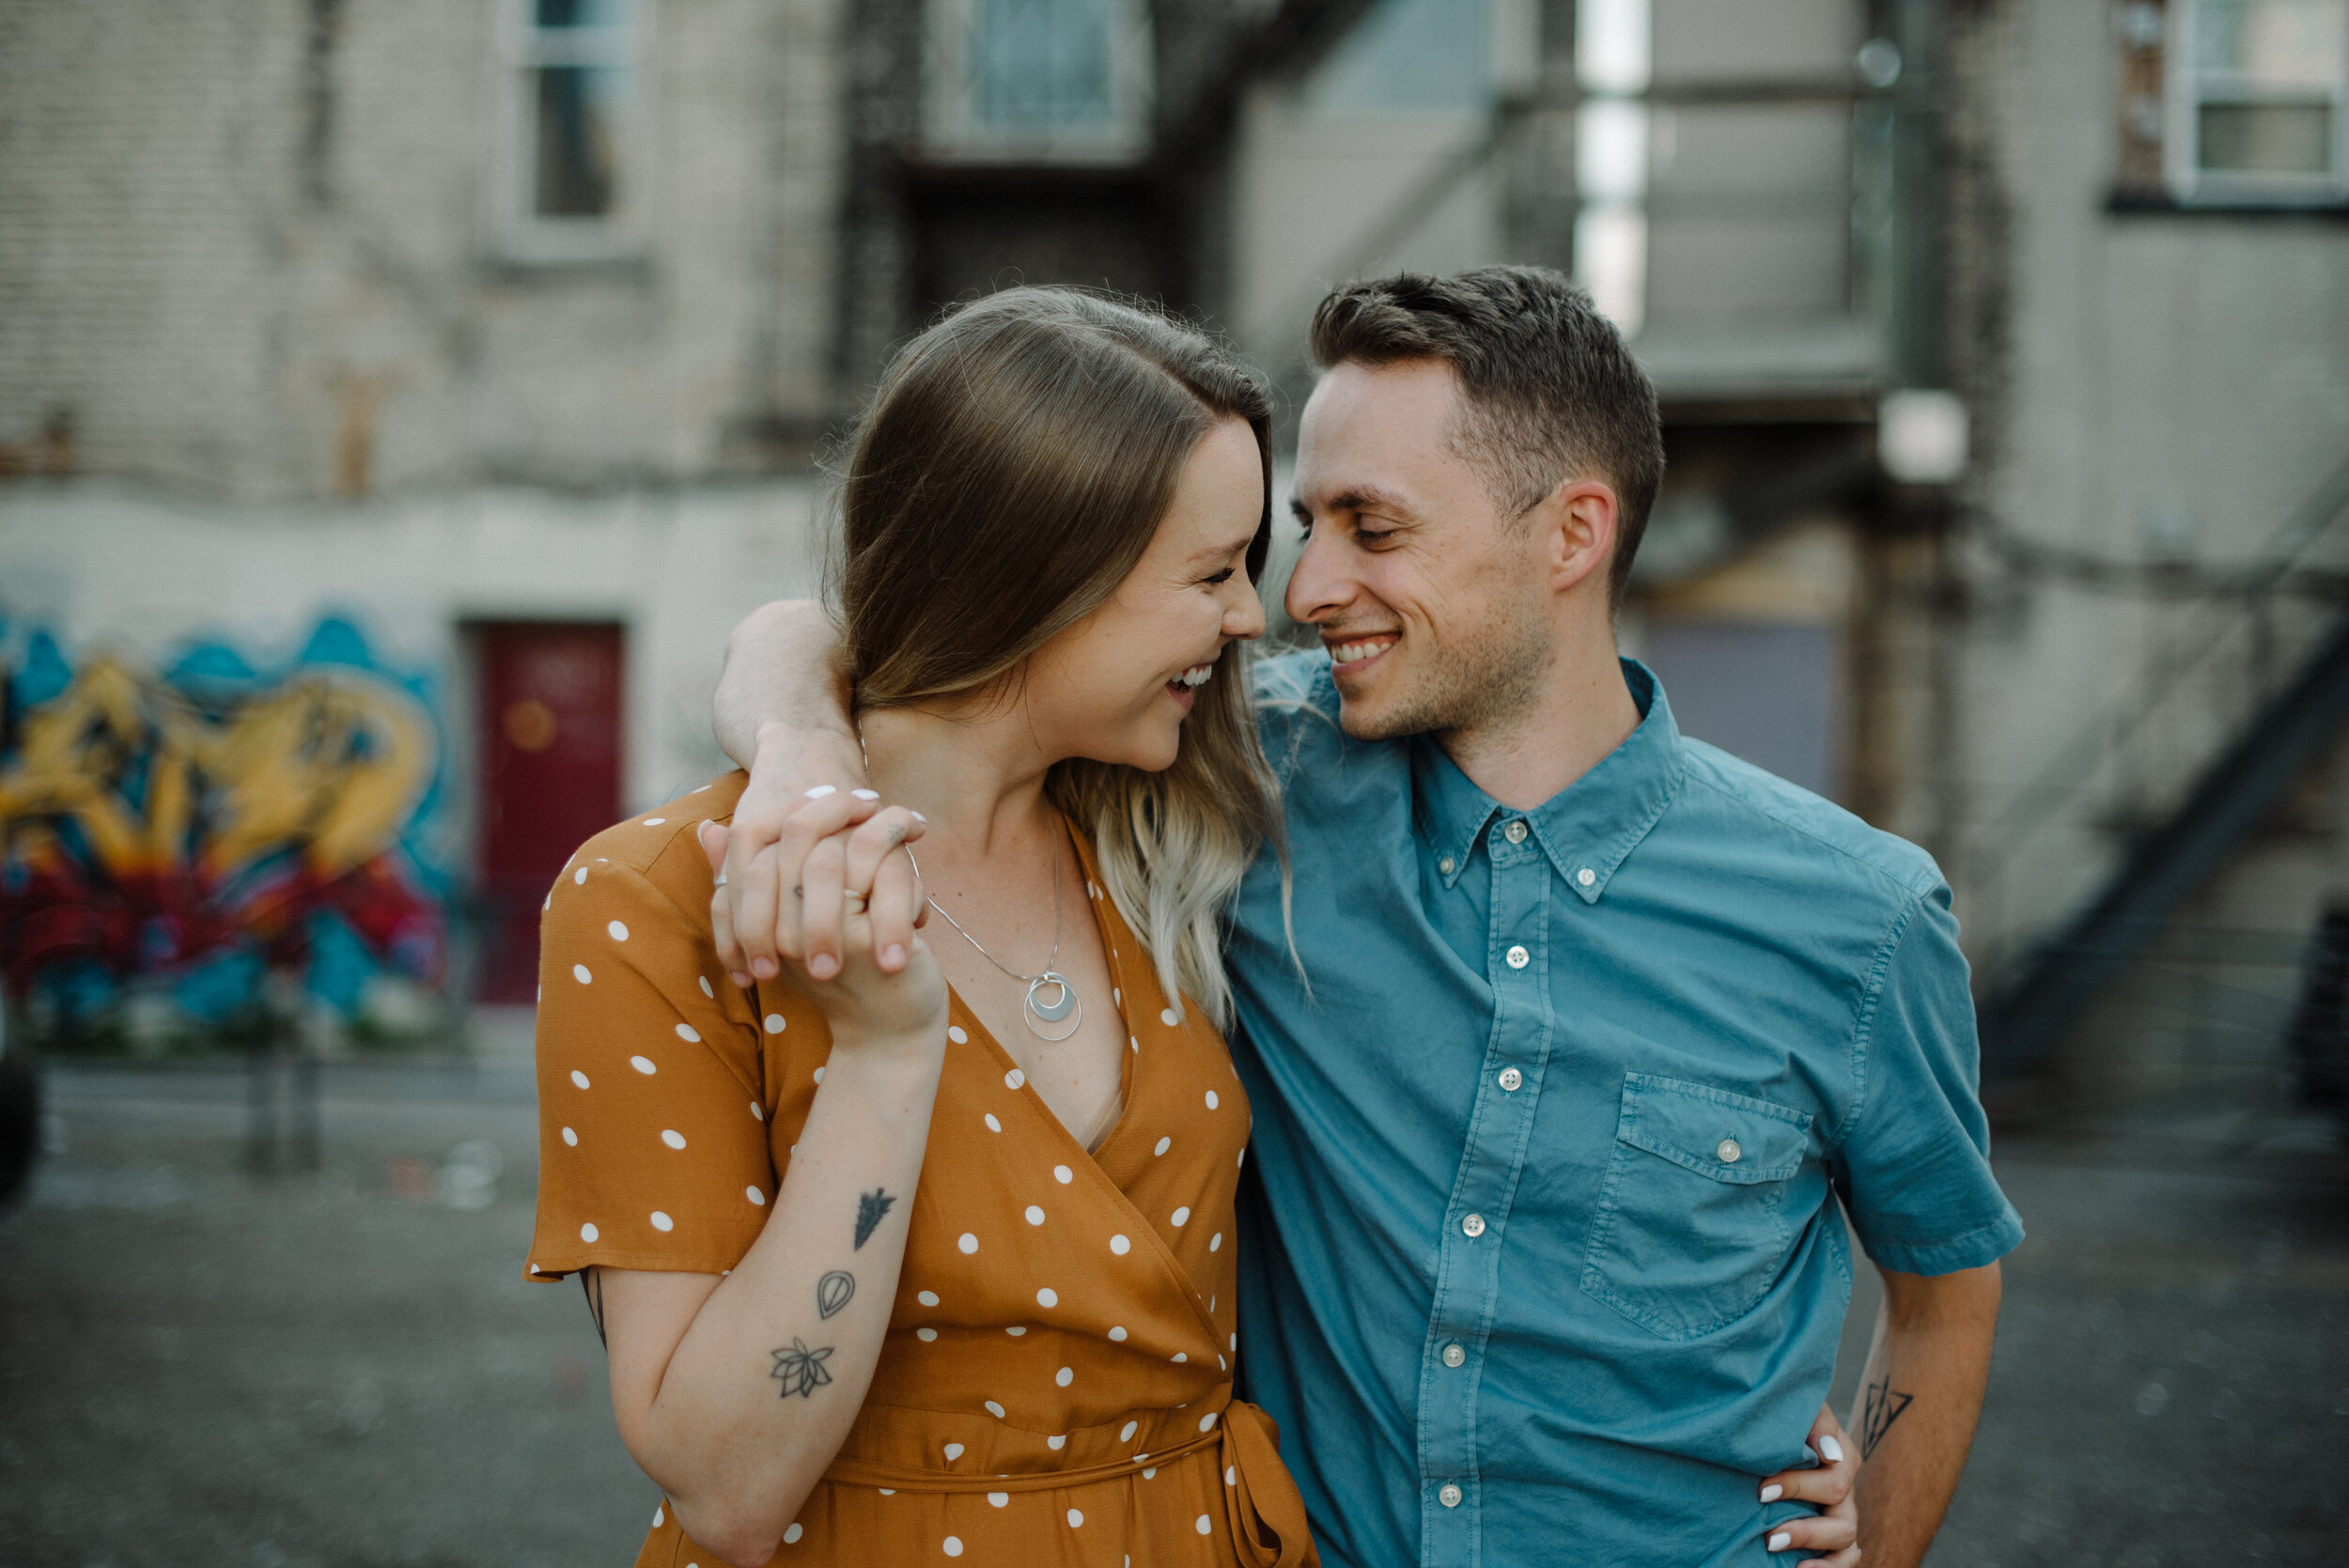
(526, 859, 776, 1281)
(1830, 881, 2026, 1276)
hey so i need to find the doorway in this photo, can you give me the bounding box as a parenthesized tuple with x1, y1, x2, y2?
(473, 622, 624, 1003)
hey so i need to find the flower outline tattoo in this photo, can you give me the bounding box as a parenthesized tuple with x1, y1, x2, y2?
(770, 1337, 834, 1400)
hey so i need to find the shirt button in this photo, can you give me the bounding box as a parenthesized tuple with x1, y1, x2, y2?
(1439, 856, 1455, 876)
(1504, 945, 1530, 970)
(1577, 867, 1596, 888)
(1441, 1343, 1466, 1368)
(1503, 819, 1528, 844)
(1460, 1212, 1486, 1238)
(1439, 1483, 1463, 1508)
(1718, 1139, 1742, 1164)
(1499, 1066, 1523, 1092)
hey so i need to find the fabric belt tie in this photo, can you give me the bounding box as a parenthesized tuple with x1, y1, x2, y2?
(823, 1398, 1316, 1567)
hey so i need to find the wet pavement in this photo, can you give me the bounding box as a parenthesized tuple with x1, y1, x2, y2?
(2, 1060, 2343, 1568)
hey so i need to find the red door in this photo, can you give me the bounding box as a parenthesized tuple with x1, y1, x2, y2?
(476, 623, 624, 1003)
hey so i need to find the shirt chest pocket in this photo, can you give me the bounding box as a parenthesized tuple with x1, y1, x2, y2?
(1579, 1073, 1815, 1341)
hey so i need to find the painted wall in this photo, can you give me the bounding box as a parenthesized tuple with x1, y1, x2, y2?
(0, 477, 827, 1042)
(2, 613, 447, 1037)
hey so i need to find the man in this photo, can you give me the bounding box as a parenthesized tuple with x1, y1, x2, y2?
(707, 268, 2018, 1567)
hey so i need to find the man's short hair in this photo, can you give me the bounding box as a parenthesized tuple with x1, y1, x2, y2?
(1308, 266, 1664, 610)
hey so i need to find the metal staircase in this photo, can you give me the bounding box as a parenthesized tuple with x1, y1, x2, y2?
(1976, 457, 2349, 1079)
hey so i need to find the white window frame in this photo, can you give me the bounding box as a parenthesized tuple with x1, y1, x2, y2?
(485, 0, 655, 263)
(922, 0, 1154, 164)
(2165, 0, 2349, 206)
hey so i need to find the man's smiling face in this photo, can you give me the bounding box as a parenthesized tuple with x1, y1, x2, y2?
(1284, 357, 1560, 742)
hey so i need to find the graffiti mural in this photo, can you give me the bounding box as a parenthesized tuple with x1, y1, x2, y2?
(0, 614, 448, 1033)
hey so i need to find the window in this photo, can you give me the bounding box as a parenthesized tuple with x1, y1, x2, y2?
(924, 0, 1152, 163)
(2167, 0, 2348, 204)
(490, 0, 649, 260)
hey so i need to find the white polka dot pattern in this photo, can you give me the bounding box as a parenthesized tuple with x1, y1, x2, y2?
(525, 784, 1267, 1551)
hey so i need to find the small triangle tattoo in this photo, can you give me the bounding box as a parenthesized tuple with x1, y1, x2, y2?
(853, 1188, 895, 1250)
(1862, 1379, 1914, 1458)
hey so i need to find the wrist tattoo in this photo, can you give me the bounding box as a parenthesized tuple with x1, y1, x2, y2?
(770, 1338, 835, 1399)
(854, 1188, 895, 1250)
(1862, 1377, 1914, 1458)
(817, 1269, 855, 1319)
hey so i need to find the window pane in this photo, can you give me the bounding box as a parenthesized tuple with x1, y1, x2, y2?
(2198, 101, 2335, 171)
(534, 66, 627, 216)
(537, 0, 631, 28)
(2194, 0, 2344, 85)
(971, 0, 1116, 132)
(1302, 0, 1495, 114)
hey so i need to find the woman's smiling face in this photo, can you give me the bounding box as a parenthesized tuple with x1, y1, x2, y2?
(1022, 416, 1267, 772)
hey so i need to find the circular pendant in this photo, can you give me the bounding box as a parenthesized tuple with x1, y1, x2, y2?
(1029, 972, 1076, 1021)
(1024, 974, 1082, 1043)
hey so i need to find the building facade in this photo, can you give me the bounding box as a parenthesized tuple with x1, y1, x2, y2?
(4, 0, 2346, 1126)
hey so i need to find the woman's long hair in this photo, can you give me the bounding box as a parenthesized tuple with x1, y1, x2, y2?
(832, 287, 1280, 1028)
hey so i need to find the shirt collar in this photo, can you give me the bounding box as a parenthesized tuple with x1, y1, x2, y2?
(1410, 658, 1688, 903)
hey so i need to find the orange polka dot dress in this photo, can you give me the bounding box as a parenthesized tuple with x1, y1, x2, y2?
(526, 773, 1316, 1568)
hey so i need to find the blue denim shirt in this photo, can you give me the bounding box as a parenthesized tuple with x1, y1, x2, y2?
(1226, 654, 2023, 1568)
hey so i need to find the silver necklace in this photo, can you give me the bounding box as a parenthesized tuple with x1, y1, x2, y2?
(907, 834, 1081, 1044)
(859, 730, 1082, 1043)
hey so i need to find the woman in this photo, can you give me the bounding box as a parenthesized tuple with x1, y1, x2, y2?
(526, 288, 1316, 1566)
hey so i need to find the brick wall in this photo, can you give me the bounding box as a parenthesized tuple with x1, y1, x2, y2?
(0, 0, 844, 498)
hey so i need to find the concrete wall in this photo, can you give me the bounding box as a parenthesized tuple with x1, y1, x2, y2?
(1945, 0, 2349, 1110)
(0, 0, 844, 498)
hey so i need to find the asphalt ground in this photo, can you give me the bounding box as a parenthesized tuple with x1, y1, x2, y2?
(2, 1060, 2343, 1568)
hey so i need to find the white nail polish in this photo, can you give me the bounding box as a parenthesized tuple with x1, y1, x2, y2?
(911, 811, 926, 823)
(1818, 1436, 1843, 1464)
(851, 788, 879, 800)
(804, 784, 837, 799)
(1760, 1484, 1782, 1503)
(1768, 1533, 1791, 1552)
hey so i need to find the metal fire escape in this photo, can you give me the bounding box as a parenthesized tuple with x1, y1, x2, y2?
(1974, 456, 2349, 1079)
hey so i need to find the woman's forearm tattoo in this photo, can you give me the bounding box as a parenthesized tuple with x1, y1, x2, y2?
(817, 1269, 855, 1319)
(770, 1338, 835, 1399)
(854, 1188, 895, 1250)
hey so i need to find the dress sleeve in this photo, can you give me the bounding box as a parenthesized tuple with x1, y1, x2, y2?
(526, 858, 778, 1281)
(1830, 881, 2027, 1277)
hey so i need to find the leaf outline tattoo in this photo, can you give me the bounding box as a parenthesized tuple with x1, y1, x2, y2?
(817, 1269, 855, 1319)
(854, 1188, 895, 1250)
(1861, 1377, 1914, 1458)
(770, 1338, 834, 1399)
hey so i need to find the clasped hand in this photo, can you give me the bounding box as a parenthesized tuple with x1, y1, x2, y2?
(697, 737, 941, 1043)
